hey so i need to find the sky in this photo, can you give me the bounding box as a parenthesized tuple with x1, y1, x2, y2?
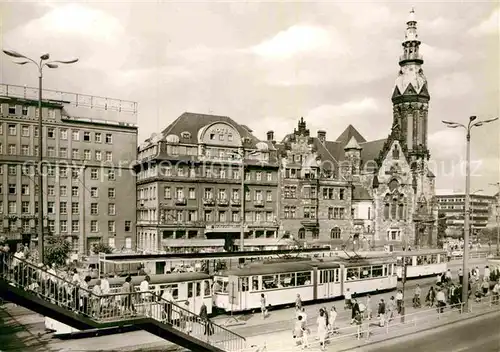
(0, 0, 498, 194)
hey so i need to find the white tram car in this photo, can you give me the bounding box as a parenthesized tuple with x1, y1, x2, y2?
(394, 249, 448, 279)
(213, 257, 397, 312)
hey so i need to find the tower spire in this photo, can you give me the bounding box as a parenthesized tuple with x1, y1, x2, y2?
(400, 8, 423, 66)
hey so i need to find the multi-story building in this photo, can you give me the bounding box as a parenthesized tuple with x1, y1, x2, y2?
(0, 83, 137, 255)
(437, 192, 497, 235)
(136, 112, 280, 252)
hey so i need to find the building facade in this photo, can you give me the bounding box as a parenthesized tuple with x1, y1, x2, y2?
(136, 112, 280, 253)
(437, 193, 497, 235)
(0, 83, 137, 255)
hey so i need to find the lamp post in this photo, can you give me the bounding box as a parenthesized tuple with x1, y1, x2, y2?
(469, 189, 484, 245)
(489, 182, 500, 256)
(442, 116, 498, 313)
(3, 50, 78, 264)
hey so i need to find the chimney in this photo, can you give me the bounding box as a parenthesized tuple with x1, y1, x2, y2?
(317, 130, 326, 143)
(267, 130, 274, 142)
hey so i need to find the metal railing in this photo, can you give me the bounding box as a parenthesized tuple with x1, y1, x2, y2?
(0, 254, 245, 352)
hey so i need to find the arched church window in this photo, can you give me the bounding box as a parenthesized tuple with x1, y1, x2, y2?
(384, 203, 390, 220)
(298, 228, 305, 239)
(398, 203, 404, 219)
(391, 198, 398, 219)
(330, 227, 341, 239)
(392, 146, 400, 159)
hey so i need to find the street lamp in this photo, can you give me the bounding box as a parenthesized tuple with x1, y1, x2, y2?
(442, 115, 498, 313)
(489, 182, 500, 256)
(3, 49, 78, 264)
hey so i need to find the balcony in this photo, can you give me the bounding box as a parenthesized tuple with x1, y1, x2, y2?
(300, 218, 319, 228)
(203, 198, 215, 206)
(254, 200, 264, 207)
(175, 198, 187, 205)
(218, 198, 229, 206)
(231, 198, 241, 206)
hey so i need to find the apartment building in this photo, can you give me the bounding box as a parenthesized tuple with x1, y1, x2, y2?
(0, 83, 137, 254)
(136, 112, 280, 252)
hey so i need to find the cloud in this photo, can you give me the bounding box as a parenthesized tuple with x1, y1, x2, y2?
(429, 129, 466, 160)
(420, 44, 462, 67)
(251, 25, 347, 61)
(431, 72, 474, 98)
(468, 8, 499, 36)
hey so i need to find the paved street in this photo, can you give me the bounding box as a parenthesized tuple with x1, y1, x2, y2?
(358, 310, 500, 352)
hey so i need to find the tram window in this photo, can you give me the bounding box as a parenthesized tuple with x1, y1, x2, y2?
(213, 279, 228, 293)
(383, 265, 388, 276)
(431, 255, 438, 264)
(252, 276, 259, 291)
(417, 256, 427, 265)
(262, 274, 278, 289)
(320, 271, 327, 284)
(160, 284, 179, 299)
(405, 257, 412, 266)
(360, 266, 371, 279)
(396, 257, 403, 266)
(196, 282, 201, 296)
(297, 271, 312, 286)
(346, 267, 360, 280)
(334, 269, 339, 282)
(204, 280, 211, 296)
(372, 265, 383, 278)
(279, 273, 294, 287)
(188, 282, 194, 298)
(240, 277, 250, 292)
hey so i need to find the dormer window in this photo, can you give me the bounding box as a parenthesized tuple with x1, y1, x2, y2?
(210, 133, 215, 140)
(180, 131, 191, 139)
(392, 146, 400, 159)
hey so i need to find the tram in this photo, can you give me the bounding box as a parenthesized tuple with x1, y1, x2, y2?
(393, 249, 448, 279)
(212, 257, 397, 312)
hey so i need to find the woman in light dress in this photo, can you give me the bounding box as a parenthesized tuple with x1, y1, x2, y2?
(316, 309, 327, 350)
(329, 306, 338, 335)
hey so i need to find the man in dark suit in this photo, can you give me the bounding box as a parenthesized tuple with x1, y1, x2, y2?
(199, 302, 213, 335)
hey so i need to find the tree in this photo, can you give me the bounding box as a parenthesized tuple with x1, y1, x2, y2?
(92, 242, 114, 255)
(437, 211, 448, 246)
(44, 235, 72, 267)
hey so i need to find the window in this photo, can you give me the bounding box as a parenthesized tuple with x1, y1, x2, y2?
(108, 220, 115, 233)
(218, 189, 226, 200)
(124, 221, 131, 232)
(72, 130, 80, 141)
(303, 206, 316, 219)
(8, 124, 16, 135)
(256, 172, 262, 181)
(21, 125, 29, 136)
(71, 186, 78, 197)
(8, 184, 16, 194)
(60, 185, 67, 196)
(83, 132, 91, 141)
(176, 210, 183, 222)
(72, 220, 79, 232)
(8, 144, 16, 155)
(105, 134, 112, 144)
(108, 237, 115, 248)
(60, 202, 67, 214)
(34, 127, 39, 137)
(284, 206, 296, 219)
(59, 167, 68, 178)
(284, 186, 297, 198)
(323, 187, 334, 199)
(108, 170, 115, 180)
(266, 190, 272, 202)
(218, 211, 226, 222)
(108, 203, 116, 215)
(47, 146, 55, 157)
(59, 148, 67, 158)
(296, 272, 312, 286)
(47, 127, 55, 138)
(90, 220, 98, 232)
(105, 151, 112, 161)
(204, 210, 212, 222)
(60, 220, 67, 233)
(34, 146, 39, 156)
(188, 188, 195, 199)
(0, 201, 2, 213)
(176, 187, 184, 199)
(84, 150, 91, 160)
(372, 265, 384, 278)
(71, 168, 79, 179)
(72, 202, 79, 214)
(204, 188, 213, 199)
(164, 187, 171, 198)
(347, 267, 360, 280)
(47, 166, 55, 177)
(90, 203, 98, 215)
(8, 201, 16, 214)
(60, 129, 68, 140)
(21, 105, 28, 116)
(95, 133, 102, 143)
(339, 189, 345, 200)
(48, 220, 55, 233)
(8, 165, 16, 175)
(48, 108, 55, 119)
(21, 201, 29, 214)
(21, 184, 29, 195)
(95, 150, 102, 161)
(125, 237, 132, 249)
(47, 202, 55, 214)
(72, 149, 79, 159)
(90, 168, 98, 180)
(188, 210, 197, 222)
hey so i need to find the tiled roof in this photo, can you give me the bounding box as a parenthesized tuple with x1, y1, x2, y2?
(352, 185, 372, 200)
(335, 125, 367, 145)
(160, 112, 261, 148)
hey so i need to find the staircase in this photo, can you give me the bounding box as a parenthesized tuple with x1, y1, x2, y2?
(0, 254, 245, 352)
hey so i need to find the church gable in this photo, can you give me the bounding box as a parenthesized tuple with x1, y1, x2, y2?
(377, 140, 412, 185)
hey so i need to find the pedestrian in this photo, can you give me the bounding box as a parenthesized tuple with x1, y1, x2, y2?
(458, 268, 463, 285)
(161, 288, 173, 324)
(316, 309, 327, 350)
(293, 315, 304, 346)
(484, 266, 490, 281)
(354, 311, 363, 339)
(413, 284, 421, 308)
(329, 306, 338, 334)
(260, 293, 268, 319)
(426, 286, 436, 307)
(378, 299, 386, 327)
(492, 280, 499, 304)
(351, 298, 360, 324)
(481, 278, 490, 297)
(365, 294, 372, 319)
(436, 288, 446, 314)
(199, 302, 213, 335)
(387, 296, 396, 322)
(344, 288, 352, 310)
(183, 301, 192, 333)
(295, 294, 302, 311)
(396, 290, 403, 314)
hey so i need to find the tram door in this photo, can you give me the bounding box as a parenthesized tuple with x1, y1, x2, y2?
(227, 275, 240, 312)
(187, 281, 202, 314)
(238, 277, 249, 310)
(321, 269, 338, 298)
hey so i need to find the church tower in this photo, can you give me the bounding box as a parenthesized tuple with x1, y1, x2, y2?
(392, 9, 430, 161)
